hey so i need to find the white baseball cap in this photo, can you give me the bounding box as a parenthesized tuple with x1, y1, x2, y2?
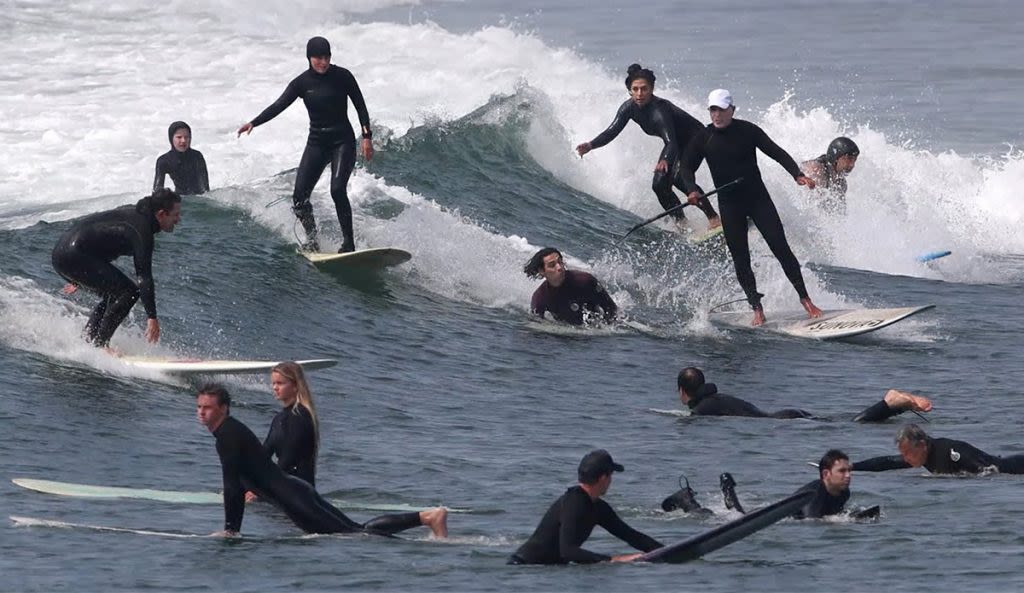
(708, 89, 733, 109)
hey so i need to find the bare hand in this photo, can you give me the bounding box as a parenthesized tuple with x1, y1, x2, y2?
(244, 491, 258, 503)
(236, 122, 254, 137)
(145, 318, 160, 343)
(686, 191, 702, 205)
(611, 553, 644, 563)
(655, 159, 669, 173)
(62, 283, 78, 295)
(361, 137, 374, 161)
(575, 142, 592, 157)
(796, 175, 816, 190)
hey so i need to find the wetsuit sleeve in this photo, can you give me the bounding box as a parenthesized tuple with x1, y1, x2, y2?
(650, 104, 679, 164)
(275, 411, 314, 473)
(217, 440, 246, 532)
(344, 70, 372, 138)
(852, 455, 911, 472)
(751, 123, 803, 179)
(153, 156, 167, 192)
(530, 287, 546, 319)
(588, 101, 631, 149)
(588, 275, 617, 322)
(678, 131, 707, 195)
(197, 151, 210, 193)
(250, 80, 301, 127)
(596, 501, 662, 552)
(853, 399, 903, 423)
(558, 496, 612, 563)
(132, 229, 158, 319)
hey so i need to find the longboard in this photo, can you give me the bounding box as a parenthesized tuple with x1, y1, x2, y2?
(640, 490, 814, 564)
(119, 358, 337, 375)
(12, 478, 472, 514)
(11, 515, 208, 539)
(302, 248, 411, 271)
(709, 305, 935, 340)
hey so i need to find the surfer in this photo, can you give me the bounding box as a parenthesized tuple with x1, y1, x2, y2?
(153, 121, 209, 195)
(802, 137, 859, 214)
(508, 449, 662, 565)
(677, 367, 933, 421)
(196, 383, 448, 538)
(680, 89, 821, 327)
(51, 189, 182, 348)
(853, 424, 1024, 475)
(236, 36, 372, 253)
(575, 64, 720, 230)
(524, 247, 617, 326)
(245, 362, 320, 502)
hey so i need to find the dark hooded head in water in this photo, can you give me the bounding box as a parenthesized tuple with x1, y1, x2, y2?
(825, 137, 860, 174)
(306, 36, 332, 74)
(168, 121, 191, 152)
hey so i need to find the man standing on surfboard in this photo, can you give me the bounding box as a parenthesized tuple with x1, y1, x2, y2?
(237, 36, 372, 254)
(680, 89, 821, 326)
(524, 247, 618, 326)
(51, 189, 182, 348)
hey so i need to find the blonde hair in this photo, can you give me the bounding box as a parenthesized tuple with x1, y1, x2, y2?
(271, 361, 320, 460)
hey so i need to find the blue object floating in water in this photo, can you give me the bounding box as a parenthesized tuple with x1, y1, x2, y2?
(916, 250, 952, 263)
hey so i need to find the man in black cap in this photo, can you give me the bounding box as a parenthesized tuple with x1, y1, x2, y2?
(508, 449, 662, 565)
(154, 121, 209, 195)
(236, 36, 372, 253)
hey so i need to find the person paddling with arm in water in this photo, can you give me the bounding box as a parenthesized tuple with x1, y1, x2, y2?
(524, 247, 617, 326)
(236, 36, 372, 253)
(680, 89, 821, 326)
(576, 64, 720, 231)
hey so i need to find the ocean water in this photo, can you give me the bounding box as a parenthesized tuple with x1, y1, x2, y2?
(2, 1, 1024, 591)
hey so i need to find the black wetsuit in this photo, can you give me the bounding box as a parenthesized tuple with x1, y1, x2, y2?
(792, 479, 849, 519)
(588, 97, 718, 220)
(264, 404, 317, 487)
(853, 438, 1024, 475)
(50, 198, 162, 347)
(214, 415, 420, 535)
(685, 384, 908, 422)
(248, 64, 371, 250)
(530, 270, 618, 326)
(509, 485, 662, 565)
(681, 119, 809, 309)
(153, 149, 209, 195)
(805, 155, 846, 214)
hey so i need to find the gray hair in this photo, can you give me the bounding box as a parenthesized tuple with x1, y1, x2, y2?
(894, 424, 929, 446)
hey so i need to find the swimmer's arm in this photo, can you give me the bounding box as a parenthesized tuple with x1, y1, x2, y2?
(558, 500, 611, 563)
(153, 156, 167, 192)
(597, 501, 662, 552)
(852, 456, 911, 472)
(197, 152, 210, 193)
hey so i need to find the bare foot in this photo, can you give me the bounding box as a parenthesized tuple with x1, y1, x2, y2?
(884, 389, 932, 413)
(419, 507, 448, 538)
(801, 297, 823, 318)
(102, 346, 123, 357)
(752, 308, 766, 327)
(62, 283, 78, 295)
(707, 216, 722, 229)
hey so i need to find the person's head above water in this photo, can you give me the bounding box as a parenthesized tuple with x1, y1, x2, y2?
(625, 64, 656, 107)
(577, 449, 624, 498)
(818, 449, 852, 495)
(708, 89, 735, 129)
(825, 136, 860, 174)
(895, 424, 931, 467)
(136, 188, 182, 233)
(523, 247, 566, 287)
(168, 121, 191, 152)
(270, 361, 320, 453)
(196, 382, 231, 432)
(306, 36, 331, 74)
(676, 366, 706, 401)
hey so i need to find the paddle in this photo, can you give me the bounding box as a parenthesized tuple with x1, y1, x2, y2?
(617, 178, 743, 244)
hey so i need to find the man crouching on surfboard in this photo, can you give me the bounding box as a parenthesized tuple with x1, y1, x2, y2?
(196, 383, 448, 538)
(524, 247, 618, 326)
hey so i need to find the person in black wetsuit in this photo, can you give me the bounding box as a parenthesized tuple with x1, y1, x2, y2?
(676, 367, 933, 421)
(576, 64, 720, 230)
(509, 449, 661, 565)
(195, 383, 448, 538)
(524, 247, 617, 326)
(853, 424, 1024, 475)
(680, 89, 821, 327)
(153, 121, 209, 195)
(237, 36, 372, 253)
(802, 137, 859, 214)
(51, 189, 182, 348)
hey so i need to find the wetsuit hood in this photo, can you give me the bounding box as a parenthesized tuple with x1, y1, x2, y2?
(687, 382, 718, 409)
(167, 121, 191, 147)
(306, 36, 331, 59)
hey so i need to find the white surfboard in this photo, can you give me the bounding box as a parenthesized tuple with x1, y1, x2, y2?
(119, 358, 337, 375)
(12, 478, 473, 514)
(11, 515, 208, 539)
(709, 305, 935, 340)
(691, 225, 724, 244)
(303, 248, 411, 271)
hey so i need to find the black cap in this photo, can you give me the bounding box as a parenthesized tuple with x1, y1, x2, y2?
(306, 36, 331, 59)
(826, 136, 860, 162)
(578, 449, 625, 482)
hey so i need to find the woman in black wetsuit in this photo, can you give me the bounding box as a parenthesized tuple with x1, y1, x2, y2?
(237, 36, 372, 253)
(576, 64, 720, 229)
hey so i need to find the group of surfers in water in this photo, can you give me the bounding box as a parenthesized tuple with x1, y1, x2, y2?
(43, 36, 1015, 565)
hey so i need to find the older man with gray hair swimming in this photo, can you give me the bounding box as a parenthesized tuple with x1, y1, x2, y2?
(853, 424, 1024, 475)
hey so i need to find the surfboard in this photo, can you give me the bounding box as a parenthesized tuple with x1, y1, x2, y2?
(851, 505, 881, 520)
(640, 489, 814, 564)
(11, 515, 208, 539)
(691, 225, 724, 244)
(709, 305, 935, 340)
(916, 250, 951, 263)
(119, 358, 337, 375)
(302, 248, 411, 271)
(12, 478, 473, 514)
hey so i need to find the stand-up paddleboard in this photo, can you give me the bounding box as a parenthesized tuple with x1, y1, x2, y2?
(640, 490, 814, 564)
(691, 225, 724, 244)
(709, 305, 935, 340)
(303, 248, 411, 272)
(12, 478, 473, 514)
(916, 250, 951, 263)
(119, 358, 337, 375)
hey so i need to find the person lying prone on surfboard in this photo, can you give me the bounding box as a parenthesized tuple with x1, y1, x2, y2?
(852, 424, 1024, 475)
(523, 247, 617, 326)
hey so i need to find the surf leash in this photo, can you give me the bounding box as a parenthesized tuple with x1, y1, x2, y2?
(617, 177, 743, 245)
